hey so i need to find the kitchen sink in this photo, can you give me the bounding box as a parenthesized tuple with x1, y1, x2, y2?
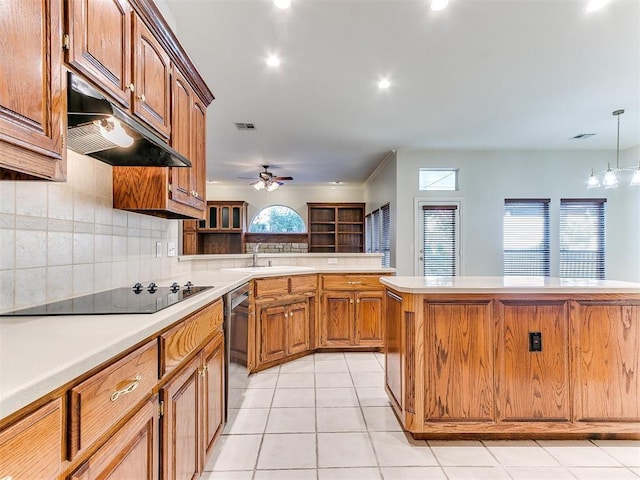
(221, 266, 316, 274)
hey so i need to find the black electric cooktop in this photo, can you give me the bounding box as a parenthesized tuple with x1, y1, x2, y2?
(1, 283, 213, 316)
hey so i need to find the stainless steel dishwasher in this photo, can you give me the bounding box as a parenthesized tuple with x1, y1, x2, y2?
(223, 282, 250, 419)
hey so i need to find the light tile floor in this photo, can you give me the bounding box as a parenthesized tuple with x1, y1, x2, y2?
(203, 352, 640, 480)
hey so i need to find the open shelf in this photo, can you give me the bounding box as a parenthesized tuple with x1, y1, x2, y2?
(307, 203, 365, 253)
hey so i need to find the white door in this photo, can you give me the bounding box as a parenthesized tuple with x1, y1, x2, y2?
(415, 200, 461, 276)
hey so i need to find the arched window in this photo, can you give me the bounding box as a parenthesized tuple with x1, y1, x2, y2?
(248, 205, 306, 233)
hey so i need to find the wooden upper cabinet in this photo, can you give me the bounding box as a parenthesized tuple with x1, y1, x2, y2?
(191, 98, 207, 210)
(132, 14, 171, 137)
(66, 0, 133, 108)
(0, 0, 65, 181)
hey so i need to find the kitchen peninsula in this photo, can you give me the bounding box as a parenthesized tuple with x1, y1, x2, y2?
(381, 276, 640, 439)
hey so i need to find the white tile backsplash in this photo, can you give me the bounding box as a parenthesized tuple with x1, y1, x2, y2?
(1, 153, 182, 311)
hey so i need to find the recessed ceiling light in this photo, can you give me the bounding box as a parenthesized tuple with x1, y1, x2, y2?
(378, 78, 391, 90)
(331, 181, 343, 185)
(266, 55, 281, 67)
(585, 0, 608, 12)
(274, 0, 291, 9)
(430, 0, 449, 11)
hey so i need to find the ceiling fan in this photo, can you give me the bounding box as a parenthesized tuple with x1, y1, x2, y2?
(249, 165, 293, 191)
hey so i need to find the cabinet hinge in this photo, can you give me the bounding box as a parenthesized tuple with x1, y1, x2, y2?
(62, 33, 70, 50)
(158, 400, 164, 417)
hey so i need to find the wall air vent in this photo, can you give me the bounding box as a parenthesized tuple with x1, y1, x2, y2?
(572, 133, 597, 139)
(234, 122, 256, 130)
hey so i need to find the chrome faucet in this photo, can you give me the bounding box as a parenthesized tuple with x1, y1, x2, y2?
(252, 243, 261, 267)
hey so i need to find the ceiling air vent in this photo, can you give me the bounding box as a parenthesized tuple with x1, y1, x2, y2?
(234, 122, 256, 130)
(572, 133, 597, 139)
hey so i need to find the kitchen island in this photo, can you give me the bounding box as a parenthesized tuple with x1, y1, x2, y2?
(380, 276, 640, 439)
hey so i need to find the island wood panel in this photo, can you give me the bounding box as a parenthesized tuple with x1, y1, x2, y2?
(0, 398, 63, 480)
(424, 300, 494, 422)
(572, 301, 640, 422)
(496, 301, 570, 421)
(385, 291, 403, 409)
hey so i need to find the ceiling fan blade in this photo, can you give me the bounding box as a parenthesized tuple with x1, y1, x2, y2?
(274, 176, 293, 181)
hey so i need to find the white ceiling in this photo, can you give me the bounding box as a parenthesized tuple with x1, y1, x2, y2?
(164, 0, 640, 185)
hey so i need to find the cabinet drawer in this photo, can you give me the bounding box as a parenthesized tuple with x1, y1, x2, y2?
(160, 299, 222, 376)
(0, 398, 63, 480)
(322, 274, 384, 291)
(290, 275, 317, 294)
(68, 341, 158, 460)
(254, 277, 288, 298)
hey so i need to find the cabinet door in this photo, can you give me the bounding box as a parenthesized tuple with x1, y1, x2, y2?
(287, 301, 310, 355)
(190, 99, 207, 210)
(424, 300, 494, 421)
(66, 0, 132, 107)
(70, 398, 158, 480)
(320, 293, 354, 347)
(170, 67, 193, 207)
(132, 14, 170, 137)
(162, 354, 201, 480)
(183, 220, 198, 255)
(0, 399, 62, 480)
(260, 304, 287, 363)
(573, 302, 640, 421)
(202, 335, 224, 459)
(496, 301, 570, 421)
(0, 0, 64, 181)
(354, 291, 384, 346)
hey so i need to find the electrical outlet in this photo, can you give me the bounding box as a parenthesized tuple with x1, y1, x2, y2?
(328, 257, 338, 264)
(156, 241, 162, 258)
(167, 242, 176, 257)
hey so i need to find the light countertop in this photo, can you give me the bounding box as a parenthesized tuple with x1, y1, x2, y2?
(0, 267, 392, 420)
(381, 276, 640, 294)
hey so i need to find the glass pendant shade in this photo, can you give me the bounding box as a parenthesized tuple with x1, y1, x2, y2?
(603, 164, 618, 189)
(587, 169, 600, 188)
(252, 181, 266, 190)
(630, 167, 640, 186)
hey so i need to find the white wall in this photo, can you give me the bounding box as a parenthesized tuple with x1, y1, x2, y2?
(205, 183, 365, 227)
(364, 152, 397, 267)
(394, 148, 640, 281)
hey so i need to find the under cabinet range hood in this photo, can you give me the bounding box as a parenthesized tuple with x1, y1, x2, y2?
(66, 73, 191, 168)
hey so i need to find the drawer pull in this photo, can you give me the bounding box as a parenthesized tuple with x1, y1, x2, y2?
(346, 281, 362, 285)
(110, 375, 142, 402)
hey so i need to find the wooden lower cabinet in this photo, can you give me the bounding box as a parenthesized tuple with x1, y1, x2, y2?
(162, 333, 224, 480)
(69, 397, 159, 480)
(0, 399, 63, 480)
(259, 300, 311, 365)
(320, 291, 384, 348)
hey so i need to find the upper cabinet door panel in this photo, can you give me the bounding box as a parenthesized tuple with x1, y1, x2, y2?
(0, 0, 64, 179)
(191, 98, 207, 209)
(66, 0, 132, 107)
(170, 67, 192, 206)
(133, 15, 171, 137)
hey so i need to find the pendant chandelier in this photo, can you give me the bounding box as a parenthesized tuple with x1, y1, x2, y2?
(587, 109, 640, 189)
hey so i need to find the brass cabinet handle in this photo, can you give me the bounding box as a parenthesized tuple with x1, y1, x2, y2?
(110, 375, 142, 402)
(127, 83, 135, 92)
(356, 299, 360, 303)
(138, 93, 146, 102)
(346, 281, 362, 285)
(199, 365, 209, 377)
(350, 299, 354, 304)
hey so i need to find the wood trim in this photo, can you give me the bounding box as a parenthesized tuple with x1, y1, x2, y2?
(245, 232, 309, 244)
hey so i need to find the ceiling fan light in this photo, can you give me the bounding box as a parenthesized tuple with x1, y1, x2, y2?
(252, 181, 266, 190)
(274, 0, 291, 9)
(630, 166, 640, 186)
(430, 0, 449, 11)
(587, 169, 600, 189)
(603, 164, 618, 189)
(266, 181, 280, 192)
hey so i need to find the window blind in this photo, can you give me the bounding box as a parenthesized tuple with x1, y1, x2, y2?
(560, 198, 606, 279)
(371, 209, 380, 254)
(365, 213, 372, 253)
(422, 205, 457, 276)
(503, 199, 550, 276)
(381, 203, 390, 267)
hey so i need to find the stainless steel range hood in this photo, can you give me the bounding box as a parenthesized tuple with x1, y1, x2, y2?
(66, 73, 191, 168)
